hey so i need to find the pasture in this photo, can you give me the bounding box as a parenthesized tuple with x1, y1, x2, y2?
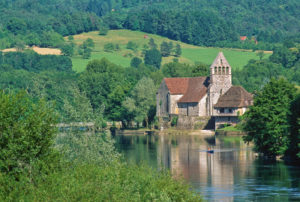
(70, 30, 271, 72)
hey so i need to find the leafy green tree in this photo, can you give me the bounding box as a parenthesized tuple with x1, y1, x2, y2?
(243, 78, 297, 157)
(104, 43, 115, 52)
(130, 57, 142, 68)
(287, 94, 300, 159)
(126, 41, 139, 51)
(160, 41, 171, 57)
(174, 44, 181, 57)
(148, 38, 157, 49)
(61, 44, 74, 56)
(122, 77, 156, 127)
(144, 48, 162, 69)
(0, 91, 59, 179)
(82, 47, 92, 59)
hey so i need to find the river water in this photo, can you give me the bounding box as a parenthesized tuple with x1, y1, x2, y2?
(114, 133, 300, 201)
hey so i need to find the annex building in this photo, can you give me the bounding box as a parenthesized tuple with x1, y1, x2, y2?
(156, 52, 253, 129)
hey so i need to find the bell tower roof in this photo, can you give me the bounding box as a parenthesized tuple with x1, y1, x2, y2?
(210, 52, 231, 69)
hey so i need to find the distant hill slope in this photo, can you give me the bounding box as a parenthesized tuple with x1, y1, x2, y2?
(70, 30, 271, 72)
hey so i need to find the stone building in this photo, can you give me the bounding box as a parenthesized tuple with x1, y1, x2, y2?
(156, 52, 253, 129)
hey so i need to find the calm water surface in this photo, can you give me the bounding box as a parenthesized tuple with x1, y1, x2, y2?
(114, 133, 300, 201)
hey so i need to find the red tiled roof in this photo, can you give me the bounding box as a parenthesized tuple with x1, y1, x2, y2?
(178, 77, 209, 103)
(164, 77, 190, 94)
(164, 77, 209, 103)
(214, 86, 253, 108)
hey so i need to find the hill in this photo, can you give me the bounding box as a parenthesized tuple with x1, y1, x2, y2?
(70, 30, 271, 72)
(0, 0, 299, 51)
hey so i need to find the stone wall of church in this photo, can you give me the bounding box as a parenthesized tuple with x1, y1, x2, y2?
(178, 102, 199, 116)
(170, 95, 183, 114)
(156, 80, 169, 117)
(198, 94, 207, 116)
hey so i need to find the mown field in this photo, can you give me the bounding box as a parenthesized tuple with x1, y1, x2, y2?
(70, 30, 271, 72)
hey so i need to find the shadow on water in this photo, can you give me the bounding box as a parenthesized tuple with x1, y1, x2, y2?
(113, 133, 300, 201)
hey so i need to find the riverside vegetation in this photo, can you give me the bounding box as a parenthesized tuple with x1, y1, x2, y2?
(0, 91, 202, 201)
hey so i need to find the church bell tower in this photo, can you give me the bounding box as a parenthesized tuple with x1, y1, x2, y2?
(207, 52, 232, 116)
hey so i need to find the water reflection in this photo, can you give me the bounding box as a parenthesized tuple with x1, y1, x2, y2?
(114, 133, 300, 201)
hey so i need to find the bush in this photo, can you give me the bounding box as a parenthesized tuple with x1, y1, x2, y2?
(0, 91, 59, 179)
(171, 116, 178, 127)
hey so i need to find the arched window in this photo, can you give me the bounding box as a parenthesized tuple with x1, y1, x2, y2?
(218, 67, 221, 74)
(222, 67, 225, 74)
(214, 66, 217, 74)
(226, 67, 229, 74)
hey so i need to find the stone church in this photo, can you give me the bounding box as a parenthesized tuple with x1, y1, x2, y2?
(156, 52, 253, 129)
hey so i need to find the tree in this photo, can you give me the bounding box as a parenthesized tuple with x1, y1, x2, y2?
(144, 49, 162, 69)
(122, 77, 156, 128)
(61, 44, 74, 56)
(243, 78, 297, 157)
(130, 57, 142, 68)
(0, 91, 58, 179)
(174, 44, 181, 57)
(287, 94, 300, 159)
(126, 41, 138, 51)
(160, 41, 171, 57)
(256, 50, 265, 60)
(148, 38, 157, 49)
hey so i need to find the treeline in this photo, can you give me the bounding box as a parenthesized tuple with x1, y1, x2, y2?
(0, 51, 72, 72)
(103, 9, 237, 47)
(1, 0, 300, 50)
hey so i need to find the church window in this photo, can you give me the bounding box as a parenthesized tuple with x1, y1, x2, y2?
(214, 66, 217, 74)
(222, 67, 225, 74)
(226, 67, 229, 74)
(218, 67, 221, 74)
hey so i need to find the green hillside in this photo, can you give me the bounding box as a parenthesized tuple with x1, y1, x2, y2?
(71, 30, 271, 72)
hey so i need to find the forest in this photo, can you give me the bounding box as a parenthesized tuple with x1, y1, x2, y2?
(0, 0, 300, 49)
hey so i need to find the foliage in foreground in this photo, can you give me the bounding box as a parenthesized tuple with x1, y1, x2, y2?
(1, 162, 201, 202)
(243, 78, 298, 157)
(0, 91, 201, 201)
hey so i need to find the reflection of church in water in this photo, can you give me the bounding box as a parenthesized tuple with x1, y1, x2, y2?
(156, 134, 255, 201)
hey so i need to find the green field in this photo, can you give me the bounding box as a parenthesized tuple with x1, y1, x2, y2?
(70, 30, 271, 72)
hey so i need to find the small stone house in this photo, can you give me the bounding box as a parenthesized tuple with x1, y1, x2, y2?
(156, 52, 253, 129)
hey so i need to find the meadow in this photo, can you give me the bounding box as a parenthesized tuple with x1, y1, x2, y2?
(70, 30, 271, 72)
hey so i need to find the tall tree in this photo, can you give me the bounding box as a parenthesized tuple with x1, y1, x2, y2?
(122, 77, 156, 127)
(243, 78, 297, 157)
(144, 48, 162, 69)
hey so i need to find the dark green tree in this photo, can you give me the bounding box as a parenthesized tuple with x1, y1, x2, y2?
(160, 41, 171, 57)
(174, 44, 181, 57)
(130, 57, 142, 68)
(148, 38, 157, 49)
(144, 49, 162, 69)
(243, 78, 297, 157)
(287, 94, 300, 159)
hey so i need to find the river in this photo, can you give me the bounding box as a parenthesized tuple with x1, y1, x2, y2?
(114, 132, 300, 201)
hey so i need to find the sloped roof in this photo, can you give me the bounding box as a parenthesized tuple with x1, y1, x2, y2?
(178, 77, 209, 103)
(164, 77, 209, 103)
(214, 86, 253, 108)
(164, 77, 190, 94)
(210, 52, 231, 69)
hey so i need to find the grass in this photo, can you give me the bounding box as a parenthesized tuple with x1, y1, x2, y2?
(217, 125, 242, 132)
(69, 30, 272, 72)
